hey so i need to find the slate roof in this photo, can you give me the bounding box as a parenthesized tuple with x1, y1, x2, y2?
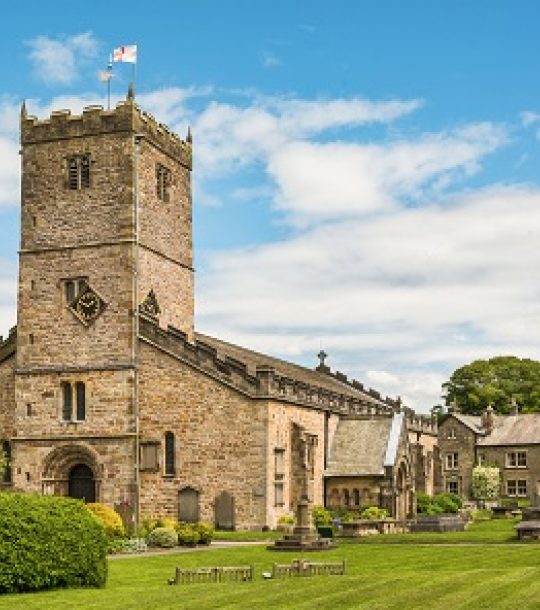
(478, 414, 540, 446)
(324, 417, 394, 476)
(195, 332, 382, 404)
(452, 414, 484, 434)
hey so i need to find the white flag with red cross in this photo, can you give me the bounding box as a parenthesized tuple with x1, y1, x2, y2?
(113, 45, 137, 63)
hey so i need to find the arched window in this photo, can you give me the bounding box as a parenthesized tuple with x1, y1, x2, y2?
(62, 382, 72, 421)
(76, 382, 86, 421)
(353, 488, 360, 506)
(342, 488, 350, 507)
(164, 432, 175, 476)
(1, 441, 11, 484)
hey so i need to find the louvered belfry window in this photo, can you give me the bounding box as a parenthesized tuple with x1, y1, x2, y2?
(68, 155, 91, 190)
(156, 163, 171, 202)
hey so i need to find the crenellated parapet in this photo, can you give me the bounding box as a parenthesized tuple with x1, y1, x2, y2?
(0, 326, 17, 364)
(139, 317, 437, 432)
(20, 96, 192, 169)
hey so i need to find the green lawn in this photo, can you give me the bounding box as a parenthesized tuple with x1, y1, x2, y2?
(2, 520, 540, 609)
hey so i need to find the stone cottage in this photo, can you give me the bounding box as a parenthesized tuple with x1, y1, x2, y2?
(0, 89, 437, 529)
(438, 403, 540, 504)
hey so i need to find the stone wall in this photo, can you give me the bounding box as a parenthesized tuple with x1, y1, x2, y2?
(137, 340, 267, 529)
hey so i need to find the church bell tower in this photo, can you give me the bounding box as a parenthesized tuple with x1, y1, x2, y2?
(13, 88, 193, 508)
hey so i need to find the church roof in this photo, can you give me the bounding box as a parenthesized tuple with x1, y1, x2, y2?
(324, 416, 396, 476)
(477, 414, 540, 446)
(195, 332, 381, 404)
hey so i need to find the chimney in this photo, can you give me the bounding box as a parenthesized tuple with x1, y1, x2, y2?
(511, 396, 519, 416)
(481, 404, 495, 435)
(447, 399, 460, 414)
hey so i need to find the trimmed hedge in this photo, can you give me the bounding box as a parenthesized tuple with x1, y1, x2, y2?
(0, 492, 108, 594)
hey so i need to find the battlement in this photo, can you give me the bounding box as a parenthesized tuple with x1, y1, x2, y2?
(139, 317, 436, 433)
(0, 325, 17, 364)
(20, 94, 192, 169)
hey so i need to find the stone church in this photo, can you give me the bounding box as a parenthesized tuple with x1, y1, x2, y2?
(0, 89, 438, 529)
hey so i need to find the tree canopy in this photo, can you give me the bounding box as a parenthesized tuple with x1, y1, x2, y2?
(442, 356, 540, 415)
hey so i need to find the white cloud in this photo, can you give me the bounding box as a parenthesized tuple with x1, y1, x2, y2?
(26, 32, 98, 85)
(520, 110, 540, 127)
(261, 52, 280, 68)
(196, 185, 540, 411)
(0, 260, 17, 338)
(268, 122, 507, 222)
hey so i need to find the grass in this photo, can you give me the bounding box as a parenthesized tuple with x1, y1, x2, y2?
(213, 529, 282, 542)
(2, 519, 539, 609)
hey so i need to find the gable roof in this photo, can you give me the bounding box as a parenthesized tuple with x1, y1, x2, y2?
(195, 332, 382, 405)
(478, 414, 540, 446)
(324, 414, 403, 477)
(451, 414, 484, 434)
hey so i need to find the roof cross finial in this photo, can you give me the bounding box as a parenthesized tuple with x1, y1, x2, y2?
(317, 349, 328, 367)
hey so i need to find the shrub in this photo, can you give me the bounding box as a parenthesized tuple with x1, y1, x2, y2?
(156, 517, 178, 530)
(147, 526, 178, 548)
(194, 521, 214, 545)
(86, 503, 125, 539)
(312, 505, 332, 526)
(277, 514, 295, 525)
(433, 492, 462, 513)
(472, 466, 501, 501)
(360, 506, 389, 520)
(108, 537, 148, 554)
(0, 492, 107, 593)
(176, 523, 199, 546)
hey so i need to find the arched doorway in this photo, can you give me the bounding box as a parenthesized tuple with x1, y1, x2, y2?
(68, 464, 96, 503)
(178, 487, 199, 523)
(215, 491, 234, 530)
(395, 462, 409, 521)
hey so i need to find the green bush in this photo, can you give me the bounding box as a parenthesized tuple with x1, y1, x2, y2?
(360, 506, 389, 520)
(177, 523, 199, 546)
(156, 517, 178, 530)
(433, 492, 462, 513)
(312, 505, 332, 526)
(0, 492, 107, 593)
(417, 492, 462, 515)
(147, 526, 178, 548)
(277, 514, 295, 525)
(194, 521, 214, 545)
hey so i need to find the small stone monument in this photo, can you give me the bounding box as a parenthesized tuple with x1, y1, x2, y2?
(270, 433, 335, 552)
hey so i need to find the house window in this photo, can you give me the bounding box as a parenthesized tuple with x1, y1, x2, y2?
(447, 480, 459, 494)
(76, 382, 86, 421)
(1, 440, 11, 484)
(62, 382, 72, 421)
(156, 163, 171, 202)
(448, 427, 456, 439)
(164, 432, 175, 476)
(506, 451, 527, 468)
(68, 155, 91, 190)
(507, 479, 528, 497)
(478, 453, 486, 466)
(274, 482, 284, 506)
(342, 488, 350, 507)
(140, 442, 159, 471)
(352, 488, 360, 506)
(445, 452, 459, 470)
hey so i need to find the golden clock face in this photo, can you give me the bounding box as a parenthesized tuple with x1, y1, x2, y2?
(76, 291, 99, 321)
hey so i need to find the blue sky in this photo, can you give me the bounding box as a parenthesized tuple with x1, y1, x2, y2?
(1, 0, 540, 411)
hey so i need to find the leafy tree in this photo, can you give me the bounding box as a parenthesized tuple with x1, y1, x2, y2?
(442, 356, 540, 415)
(471, 466, 501, 502)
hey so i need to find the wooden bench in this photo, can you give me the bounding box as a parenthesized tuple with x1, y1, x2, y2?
(168, 565, 254, 585)
(272, 559, 345, 578)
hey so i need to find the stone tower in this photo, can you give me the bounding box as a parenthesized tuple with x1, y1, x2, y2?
(13, 90, 193, 510)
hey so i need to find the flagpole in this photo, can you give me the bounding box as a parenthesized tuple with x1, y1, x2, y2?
(107, 54, 112, 110)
